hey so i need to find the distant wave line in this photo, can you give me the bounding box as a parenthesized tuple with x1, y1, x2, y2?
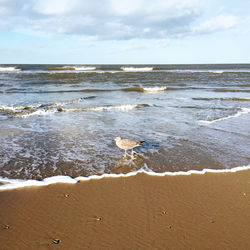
(193, 97, 250, 101)
(167, 69, 250, 74)
(1, 65, 250, 73)
(213, 89, 250, 93)
(1, 86, 168, 94)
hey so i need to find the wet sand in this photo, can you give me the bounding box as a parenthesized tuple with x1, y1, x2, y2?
(0, 170, 249, 250)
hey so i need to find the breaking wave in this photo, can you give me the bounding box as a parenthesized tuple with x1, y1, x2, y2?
(0, 102, 149, 118)
(123, 86, 167, 92)
(209, 70, 224, 74)
(0, 66, 21, 72)
(47, 66, 96, 71)
(73, 66, 96, 71)
(0, 97, 86, 118)
(199, 108, 250, 125)
(121, 67, 154, 72)
(62, 104, 149, 113)
(2, 87, 168, 94)
(142, 87, 167, 92)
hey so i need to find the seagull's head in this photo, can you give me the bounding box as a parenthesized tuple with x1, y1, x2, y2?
(114, 137, 121, 142)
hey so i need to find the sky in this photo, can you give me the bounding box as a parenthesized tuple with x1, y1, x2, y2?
(0, 0, 250, 64)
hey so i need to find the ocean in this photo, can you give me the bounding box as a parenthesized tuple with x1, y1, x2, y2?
(0, 64, 250, 188)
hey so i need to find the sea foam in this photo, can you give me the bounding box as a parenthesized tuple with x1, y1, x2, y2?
(121, 67, 153, 72)
(142, 87, 167, 92)
(0, 102, 149, 118)
(209, 70, 224, 74)
(64, 104, 149, 113)
(0, 164, 249, 191)
(0, 66, 21, 72)
(199, 108, 250, 125)
(74, 66, 96, 71)
(47, 66, 96, 71)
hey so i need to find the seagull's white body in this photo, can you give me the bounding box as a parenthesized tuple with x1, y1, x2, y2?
(114, 137, 144, 156)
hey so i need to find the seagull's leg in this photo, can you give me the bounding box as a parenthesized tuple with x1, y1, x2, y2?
(130, 149, 136, 159)
(123, 149, 127, 157)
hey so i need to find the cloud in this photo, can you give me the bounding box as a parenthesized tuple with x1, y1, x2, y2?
(33, 0, 79, 15)
(192, 14, 240, 34)
(0, 0, 243, 40)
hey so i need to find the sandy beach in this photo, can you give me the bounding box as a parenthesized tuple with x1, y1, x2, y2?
(0, 169, 249, 250)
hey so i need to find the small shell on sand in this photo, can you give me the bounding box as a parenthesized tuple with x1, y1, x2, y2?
(52, 239, 61, 244)
(91, 216, 102, 221)
(2, 224, 10, 229)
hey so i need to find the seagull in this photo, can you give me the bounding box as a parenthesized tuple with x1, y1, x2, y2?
(114, 137, 144, 156)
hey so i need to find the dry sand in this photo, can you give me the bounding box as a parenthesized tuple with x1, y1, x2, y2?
(0, 170, 249, 250)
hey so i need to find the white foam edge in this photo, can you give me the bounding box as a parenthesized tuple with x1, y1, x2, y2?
(143, 86, 167, 92)
(64, 104, 142, 112)
(62, 66, 96, 71)
(74, 66, 96, 71)
(121, 67, 153, 72)
(0, 66, 21, 71)
(0, 164, 249, 191)
(87, 104, 139, 111)
(1, 104, 144, 118)
(19, 109, 57, 118)
(209, 70, 224, 74)
(199, 108, 250, 125)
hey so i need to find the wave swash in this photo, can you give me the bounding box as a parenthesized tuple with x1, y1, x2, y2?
(0, 164, 249, 191)
(199, 108, 250, 125)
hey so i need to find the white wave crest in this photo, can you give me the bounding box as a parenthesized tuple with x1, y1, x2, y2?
(0, 66, 21, 72)
(89, 104, 139, 111)
(1, 103, 146, 118)
(64, 104, 145, 112)
(199, 108, 250, 125)
(62, 66, 96, 71)
(19, 109, 57, 118)
(209, 70, 224, 74)
(74, 66, 96, 71)
(0, 105, 58, 118)
(54, 97, 85, 106)
(121, 67, 153, 72)
(0, 164, 249, 191)
(143, 86, 167, 92)
(0, 105, 19, 111)
(0, 105, 39, 112)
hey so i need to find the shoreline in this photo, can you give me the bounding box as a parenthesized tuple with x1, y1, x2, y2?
(1, 164, 250, 191)
(0, 169, 249, 249)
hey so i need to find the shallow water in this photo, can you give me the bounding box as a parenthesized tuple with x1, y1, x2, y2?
(0, 64, 250, 181)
